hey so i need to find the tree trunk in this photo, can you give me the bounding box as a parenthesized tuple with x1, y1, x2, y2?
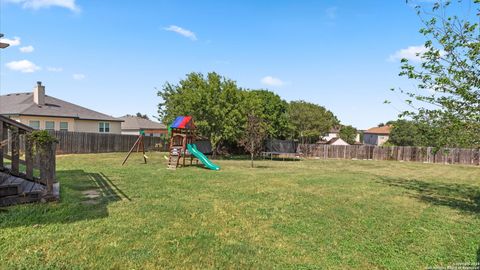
(211, 139, 218, 158)
(213, 142, 221, 158)
(251, 141, 254, 168)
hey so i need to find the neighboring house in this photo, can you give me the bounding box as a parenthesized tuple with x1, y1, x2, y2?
(363, 125, 392, 146)
(355, 132, 362, 143)
(322, 126, 362, 144)
(119, 115, 168, 137)
(328, 138, 350, 146)
(317, 137, 350, 146)
(0, 82, 123, 134)
(322, 126, 341, 141)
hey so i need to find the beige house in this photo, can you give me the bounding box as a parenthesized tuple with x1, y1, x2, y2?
(322, 126, 362, 144)
(0, 82, 123, 134)
(322, 126, 341, 141)
(363, 125, 392, 146)
(119, 115, 167, 137)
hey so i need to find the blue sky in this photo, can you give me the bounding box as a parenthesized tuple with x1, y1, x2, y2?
(0, 0, 444, 129)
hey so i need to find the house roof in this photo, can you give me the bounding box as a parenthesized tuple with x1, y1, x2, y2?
(328, 137, 342, 144)
(119, 115, 167, 130)
(316, 137, 349, 145)
(364, 125, 392, 135)
(0, 92, 122, 122)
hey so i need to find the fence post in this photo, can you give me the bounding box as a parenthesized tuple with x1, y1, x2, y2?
(11, 128, 20, 175)
(25, 139, 34, 180)
(39, 141, 56, 194)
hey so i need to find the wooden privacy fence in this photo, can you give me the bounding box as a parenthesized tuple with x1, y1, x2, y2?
(16, 131, 169, 154)
(50, 131, 168, 154)
(298, 144, 480, 166)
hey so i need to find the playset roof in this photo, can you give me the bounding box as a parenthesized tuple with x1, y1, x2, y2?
(170, 116, 195, 129)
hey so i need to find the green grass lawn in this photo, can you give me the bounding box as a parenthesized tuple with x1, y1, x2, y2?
(1, 153, 479, 269)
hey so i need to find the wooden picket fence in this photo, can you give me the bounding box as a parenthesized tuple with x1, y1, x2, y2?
(10, 131, 480, 165)
(50, 131, 169, 154)
(298, 144, 480, 166)
(14, 131, 169, 155)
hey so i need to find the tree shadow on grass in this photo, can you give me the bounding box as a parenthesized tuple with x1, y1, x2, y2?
(0, 170, 130, 228)
(379, 177, 480, 215)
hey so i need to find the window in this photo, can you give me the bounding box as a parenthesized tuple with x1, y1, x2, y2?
(60, 122, 68, 131)
(45, 121, 55, 130)
(99, 122, 110, 133)
(29, 120, 40, 129)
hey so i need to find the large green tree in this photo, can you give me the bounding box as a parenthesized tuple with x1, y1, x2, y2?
(159, 72, 341, 153)
(158, 72, 246, 155)
(387, 120, 433, 146)
(245, 90, 290, 139)
(393, 0, 480, 148)
(339, 125, 358, 145)
(288, 101, 339, 143)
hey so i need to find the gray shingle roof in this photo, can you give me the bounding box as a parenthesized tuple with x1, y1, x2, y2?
(0, 92, 122, 122)
(119, 115, 167, 130)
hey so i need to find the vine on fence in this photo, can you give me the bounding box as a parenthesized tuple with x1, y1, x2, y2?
(26, 130, 58, 154)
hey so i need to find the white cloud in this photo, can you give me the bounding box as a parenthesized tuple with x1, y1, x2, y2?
(0, 36, 21, 46)
(325, 7, 337, 19)
(261, 76, 285, 87)
(47, 66, 63, 72)
(388, 45, 446, 62)
(388, 45, 429, 62)
(6, 59, 41, 73)
(164, 25, 197, 41)
(3, 0, 80, 12)
(73, 73, 85, 80)
(19, 45, 34, 53)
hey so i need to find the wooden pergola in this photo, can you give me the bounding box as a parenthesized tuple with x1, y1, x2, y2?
(0, 115, 58, 206)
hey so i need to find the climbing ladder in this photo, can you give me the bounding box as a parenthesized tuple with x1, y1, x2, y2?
(168, 146, 182, 169)
(166, 117, 196, 170)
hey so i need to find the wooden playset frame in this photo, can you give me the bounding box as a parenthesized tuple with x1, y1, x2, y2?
(167, 116, 198, 169)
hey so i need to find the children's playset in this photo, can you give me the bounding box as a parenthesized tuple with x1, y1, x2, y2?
(167, 116, 220, 170)
(122, 116, 220, 171)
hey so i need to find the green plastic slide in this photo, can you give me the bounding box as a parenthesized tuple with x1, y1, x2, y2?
(187, 144, 220, 171)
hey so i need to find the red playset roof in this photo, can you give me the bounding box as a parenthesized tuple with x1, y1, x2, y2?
(170, 116, 195, 129)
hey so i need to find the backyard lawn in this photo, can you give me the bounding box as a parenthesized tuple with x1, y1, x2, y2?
(0, 153, 479, 269)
